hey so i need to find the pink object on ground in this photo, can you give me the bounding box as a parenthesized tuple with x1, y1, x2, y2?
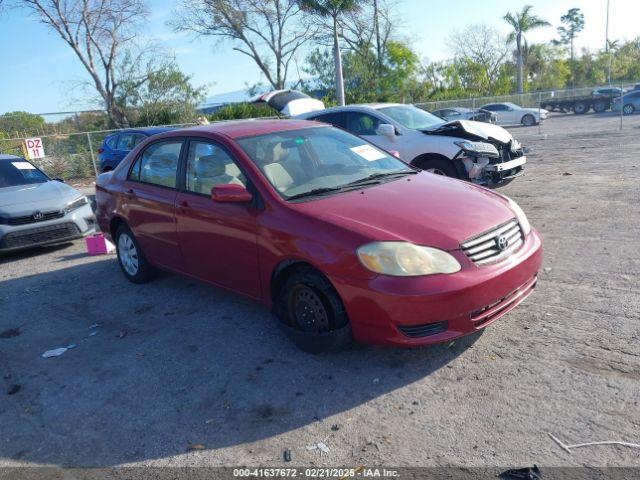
(85, 233, 115, 255)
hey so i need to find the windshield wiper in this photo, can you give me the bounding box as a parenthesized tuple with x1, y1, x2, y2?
(343, 170, 417, 187)
(286, 186, 345, 201)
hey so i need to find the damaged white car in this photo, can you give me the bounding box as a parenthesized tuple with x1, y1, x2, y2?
(255, 90, 527, 188)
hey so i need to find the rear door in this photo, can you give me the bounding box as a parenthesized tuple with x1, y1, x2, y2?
(124, 138, 185, 272)
(175, 138, 261, 298)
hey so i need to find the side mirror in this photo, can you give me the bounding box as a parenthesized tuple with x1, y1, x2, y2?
(376, 123, 396, 139)
(211, 184, 253, 203)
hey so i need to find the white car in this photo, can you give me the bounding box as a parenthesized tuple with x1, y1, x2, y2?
(480, 102, 548, 126)
(254, 91, 527, 187)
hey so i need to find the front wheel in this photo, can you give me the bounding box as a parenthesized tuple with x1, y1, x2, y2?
(416, 157, 459, 178)
(521, 114, 536, 126)
(573, 102, 589, 114)
(593, 100, 608, 113)
(275, 267, 352, 353)
(115, 224, 155, 283)
(623, 104, 635, 115)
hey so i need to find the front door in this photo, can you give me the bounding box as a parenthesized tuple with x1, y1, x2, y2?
(124, 138, 184, 271)
(344, 111, 396, 152)
(175, 139, 261, 299)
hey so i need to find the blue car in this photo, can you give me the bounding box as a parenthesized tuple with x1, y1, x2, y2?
(98, 127, 173, 172)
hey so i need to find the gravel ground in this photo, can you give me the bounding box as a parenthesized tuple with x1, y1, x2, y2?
(1, 112, 639, 471)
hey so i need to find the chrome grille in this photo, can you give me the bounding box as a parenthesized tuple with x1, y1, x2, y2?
(461, 219, 524, 266)
(3, 210, 64, 226)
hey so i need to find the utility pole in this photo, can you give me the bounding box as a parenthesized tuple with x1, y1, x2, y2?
(606, 0, 612, 85)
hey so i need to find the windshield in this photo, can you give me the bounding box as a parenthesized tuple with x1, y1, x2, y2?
(377, 105, 444, 130)
(0, 159, 49, 188)
(236, 126, 414, 200)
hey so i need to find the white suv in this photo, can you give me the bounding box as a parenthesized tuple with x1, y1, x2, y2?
(255, 91, 527, 187)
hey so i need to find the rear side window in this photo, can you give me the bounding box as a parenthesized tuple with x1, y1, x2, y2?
(105, 135, 119, 149)
(310, 112, 345, 128)
(129, 140, 183, 188)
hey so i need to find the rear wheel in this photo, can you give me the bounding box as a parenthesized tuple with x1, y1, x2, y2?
(275, 267, 352, 353)
(115, 224, 155, 283)
(573, 102, 588, 114)
(593, 100, 608, 113)
(416, 157, 459, 178)
(521, 114, 536, 126)
(623, 104, 635, 115)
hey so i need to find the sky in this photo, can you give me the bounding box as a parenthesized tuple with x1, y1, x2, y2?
(0, 0, 638, 115)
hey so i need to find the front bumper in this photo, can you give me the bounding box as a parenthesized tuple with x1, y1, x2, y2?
(0, 204, 95, 253)
(331, 229, 542, 347)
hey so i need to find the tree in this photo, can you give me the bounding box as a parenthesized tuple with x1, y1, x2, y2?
(118, 62, 206, 126)
(172, 0, 313, 90)
(0, 111, 46, 137)
(300, 0, 362, 106)
(556, 7, 585, 62)
(20, 0, 149, 127)
(503, 5, 549, 93)
(449, 25, 510, 94)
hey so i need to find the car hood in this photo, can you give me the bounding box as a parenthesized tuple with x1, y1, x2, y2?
(423, 119, 513, 144)
(292, 172, 516, 250)
(0, 181, 82, 215)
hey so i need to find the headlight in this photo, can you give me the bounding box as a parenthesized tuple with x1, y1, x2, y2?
(511, 139, 522, 151)
(64, 196, 89, 213)
(454, 140, 499, 158)
(507, 198, 531, 236)
(357, 242, 461, 276)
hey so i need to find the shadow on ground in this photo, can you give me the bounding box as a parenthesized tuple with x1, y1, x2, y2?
(0, 257, 481, 466)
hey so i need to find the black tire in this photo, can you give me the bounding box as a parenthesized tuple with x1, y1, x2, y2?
(416, 157, 459, 178)
(593, 100, 608, 113)
(521, 114, 536, 126)
(623, 104, 635, 115)
(573, 102, 588, 114)
(275, 266, 352, 353)
(115, 224, 155, 283)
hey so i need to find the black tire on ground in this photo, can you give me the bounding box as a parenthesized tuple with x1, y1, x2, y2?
(623, 104, 635, 115)
(415, 157, 460, 178)
(573, 102, 589, 114)
(521, 114, 536, 126)
(115, 223, 155, 284)
(593, 100, 608, 113)
(275, 266, 352, 353)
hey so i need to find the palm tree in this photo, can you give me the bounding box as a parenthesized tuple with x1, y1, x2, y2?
(504, 5, 549, 94)
(300, 0, 361, 105)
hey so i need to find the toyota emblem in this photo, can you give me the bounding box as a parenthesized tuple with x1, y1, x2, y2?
(496, 235, 509, 251)
(33, 211, 44, 221)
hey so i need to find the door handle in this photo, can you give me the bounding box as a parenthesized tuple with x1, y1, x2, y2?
(179, 200, 189, 208)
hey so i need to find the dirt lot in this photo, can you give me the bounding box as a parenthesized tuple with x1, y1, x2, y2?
(1, 112, 639, 471)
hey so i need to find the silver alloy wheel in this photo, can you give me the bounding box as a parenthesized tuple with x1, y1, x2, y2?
(426, 168, 447, 176)
(522, 115, 535, 126)
(118, 233, 139, 276)
(623, 104, 634, 115)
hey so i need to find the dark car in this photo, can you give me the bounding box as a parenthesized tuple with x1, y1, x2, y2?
(98, 127, 173, 172)
(95, 120, 542, 352)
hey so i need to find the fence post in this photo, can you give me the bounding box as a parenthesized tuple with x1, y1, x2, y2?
(538, 91, 542, 135)
(86, 132, 99, 177)
(620, 80, 624, 131)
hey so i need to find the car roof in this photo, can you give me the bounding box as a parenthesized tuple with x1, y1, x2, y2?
(170, 119, 325, 139)
(0, 154, 22, 161)
(300, 103, 406, 116)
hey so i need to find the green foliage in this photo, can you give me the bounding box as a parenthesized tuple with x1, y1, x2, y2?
(0, 111, 46, 138)
(206, 103, 277, 121)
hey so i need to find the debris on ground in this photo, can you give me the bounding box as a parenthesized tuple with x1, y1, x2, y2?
(187, 443, 206, 452)
(283, 449, 292, 462)
(548, 432, 640, 453)
(562, 172, 573, 176)
(372, 378, 380, 384)
(331, 424, 341, 431)
(41, 344, 76, 358)
(6, 384, 21, 395)
(117, 327, 129, 339)
(307, 437, 330, 456)
(89, 323, 101, 329)
(499, 465, 541, 480)
(0, 328, 21, 339)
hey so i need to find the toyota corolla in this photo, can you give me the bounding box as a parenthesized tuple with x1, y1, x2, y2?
(95, 120, 542, 352)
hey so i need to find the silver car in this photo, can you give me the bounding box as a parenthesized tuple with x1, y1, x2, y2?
(612, 90, 640, 115)
(432, 107, 497, 124)
(0, 154, 95, 253)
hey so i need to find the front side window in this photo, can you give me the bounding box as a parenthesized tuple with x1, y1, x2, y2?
(236, 126, 414, 200)
(185, 141, 246, 195)
(129, 140, 182, 188)
(345, 113, 382, 135)
(377, 105, 443, 130)
(310, 112, 345, 128)
(0, 159, 49, 188)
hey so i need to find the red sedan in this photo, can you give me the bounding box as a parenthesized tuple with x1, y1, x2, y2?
(95, 119, 542, 352)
